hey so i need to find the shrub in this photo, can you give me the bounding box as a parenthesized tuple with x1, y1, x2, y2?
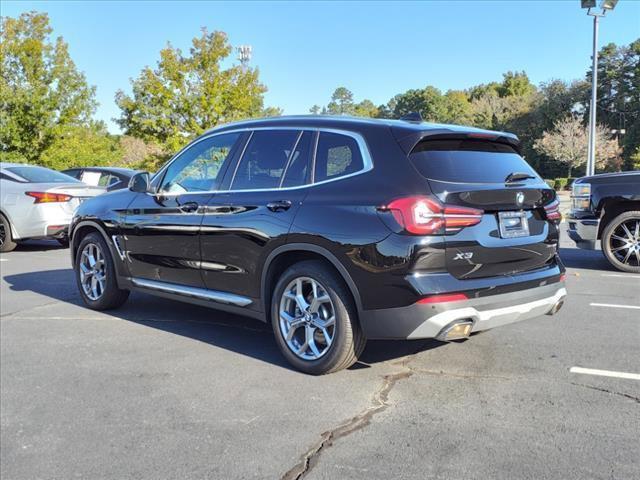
(554, 178, 568, 190)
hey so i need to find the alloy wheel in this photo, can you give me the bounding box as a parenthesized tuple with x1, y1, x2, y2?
(0, 223, 5, 247)
(279, 277, 336, 361)
(608, 218, 640, 267)
(79, 243, 107, 300)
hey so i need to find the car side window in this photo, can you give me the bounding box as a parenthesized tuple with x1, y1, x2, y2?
(281, 131, 313, 188)
(231, 130, 300, 190)
(98, 173, 119, 187)
(314, 132, 364, 182)
(160, 133, 241, 194)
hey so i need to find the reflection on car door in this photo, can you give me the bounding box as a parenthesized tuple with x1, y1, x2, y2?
(122, 132, 243, 288)
(201, 130, 314, 304)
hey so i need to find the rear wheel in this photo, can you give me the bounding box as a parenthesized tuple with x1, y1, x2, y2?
(0, 214, 17, 253)
(271, 261, 366, 375)
(75, 232, 129, 309)
(602, 211, 640, 273)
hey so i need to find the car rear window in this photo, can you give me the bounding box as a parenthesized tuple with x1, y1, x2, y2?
(409, 139, 539, 184)
(6, 166, 80, 184)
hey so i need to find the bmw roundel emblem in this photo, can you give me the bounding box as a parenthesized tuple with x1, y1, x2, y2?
(516, 192, 525, 206)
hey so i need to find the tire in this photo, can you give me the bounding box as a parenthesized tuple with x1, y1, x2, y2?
(271, 260, 366, 375)
(0, 214, 17, 253)
(75, 232, 129, 310)
(601, 210, 640, 273)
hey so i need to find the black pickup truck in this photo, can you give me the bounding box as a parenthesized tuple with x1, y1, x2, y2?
(567, 171, 640, 273)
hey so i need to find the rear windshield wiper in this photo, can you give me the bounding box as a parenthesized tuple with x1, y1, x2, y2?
(505, 172, 536, 183)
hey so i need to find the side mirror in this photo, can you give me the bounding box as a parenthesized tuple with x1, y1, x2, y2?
(129, 172, 151, 193)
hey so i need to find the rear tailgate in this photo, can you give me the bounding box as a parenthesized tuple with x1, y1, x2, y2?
(409, 138, 559, 280)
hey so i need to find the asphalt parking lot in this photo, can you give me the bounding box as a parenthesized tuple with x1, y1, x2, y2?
(1, 228, 639, 480)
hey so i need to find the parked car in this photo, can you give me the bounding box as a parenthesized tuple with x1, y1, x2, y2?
(69, 116, 566, 374)
(568, 171, 640, 273)
(0, 163, 104, 252)
(62, 167, 141, 191)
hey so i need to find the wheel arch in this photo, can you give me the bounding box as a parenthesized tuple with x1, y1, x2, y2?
(598, 199, 640, 238)
(261, 244, 363, 320)
(70, 220, 129, 283)
(0, 208, 20, 240)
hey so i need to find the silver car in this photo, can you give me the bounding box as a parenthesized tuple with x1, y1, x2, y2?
(0, 163, 104, 252)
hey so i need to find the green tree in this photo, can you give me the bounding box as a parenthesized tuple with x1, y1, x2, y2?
(40, 123, 122, 170)
(326, 87, 355, 115)
(0, 12, 97, 163)
(115, 28, 271, 153)
(393, 86, 446, 121)
(353, 99, 379, 118)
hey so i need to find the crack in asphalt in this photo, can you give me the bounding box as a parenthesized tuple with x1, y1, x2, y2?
(571, 382, 640, 403)
(280, 356, 415, 480)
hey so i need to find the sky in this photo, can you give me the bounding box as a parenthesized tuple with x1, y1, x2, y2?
(3, 0, 640, 133)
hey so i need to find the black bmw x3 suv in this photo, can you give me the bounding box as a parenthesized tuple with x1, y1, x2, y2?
(70, 116, 566, 374)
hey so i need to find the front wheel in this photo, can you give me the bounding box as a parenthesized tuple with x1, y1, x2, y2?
(75, 232, 130, 310)
(271, 261, 366, 375)
(601, 211, 640, 273)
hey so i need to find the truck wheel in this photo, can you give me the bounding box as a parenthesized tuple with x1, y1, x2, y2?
(601, 211, 640, 273)
(0, 214, 17, 253)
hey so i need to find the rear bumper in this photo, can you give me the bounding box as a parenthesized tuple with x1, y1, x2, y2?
(567, 215, 600, 250)
(12, 204, 72, 240)
(361, 282, 566, 340)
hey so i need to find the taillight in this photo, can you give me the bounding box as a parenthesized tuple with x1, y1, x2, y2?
(381, 196, 483, 235)
(25, 192, 72, 203)
(543, 198, 561, 221)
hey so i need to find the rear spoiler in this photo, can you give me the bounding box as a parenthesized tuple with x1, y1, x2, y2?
(391, 127, 522, 155)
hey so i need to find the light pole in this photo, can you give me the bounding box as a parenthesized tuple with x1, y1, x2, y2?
(236, 45, 252, 71)
(581, 0, 618, 177)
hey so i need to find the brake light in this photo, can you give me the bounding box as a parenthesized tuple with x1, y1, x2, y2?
(543, 198, 561, 221)
(382, 196, 483, 235)
(25, 192, 72, 203)
(417, 293, 468, 304)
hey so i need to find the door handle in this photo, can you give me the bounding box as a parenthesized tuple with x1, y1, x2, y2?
(266, 200, 292, 212)
(179, 201, 199, 213)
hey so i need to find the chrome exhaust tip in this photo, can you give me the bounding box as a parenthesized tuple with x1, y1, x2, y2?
(546, 298, 565, 316)
(435, 319, 474, 342)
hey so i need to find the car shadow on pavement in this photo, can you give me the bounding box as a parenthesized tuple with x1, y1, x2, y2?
(3, 268, 444, 373)
(558, 247, 614, 271)
(13, 239, 67, 252)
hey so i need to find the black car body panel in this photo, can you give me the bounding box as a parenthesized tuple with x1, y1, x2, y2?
(70, 116, 566, 339)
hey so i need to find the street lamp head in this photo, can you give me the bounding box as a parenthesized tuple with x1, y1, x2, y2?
(601, 0, 618, 10)
(581, 0, 596, 8)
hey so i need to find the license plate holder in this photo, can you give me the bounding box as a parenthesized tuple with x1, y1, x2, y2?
(498, 211, 530, 239)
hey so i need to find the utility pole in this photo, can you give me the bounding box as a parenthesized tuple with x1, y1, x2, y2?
(581, 0, 618, 176)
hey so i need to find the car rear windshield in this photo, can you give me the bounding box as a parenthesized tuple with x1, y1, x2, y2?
(409, 139, 539, 184)
(5, 166, 80, 184)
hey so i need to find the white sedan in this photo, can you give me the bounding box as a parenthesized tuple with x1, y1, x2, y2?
(0, 163, 105, 252)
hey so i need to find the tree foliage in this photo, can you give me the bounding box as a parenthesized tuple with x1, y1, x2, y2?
(40, 123, 122, 170)
(1, 12, 97, 163)
(533, 115, 620, 176)
(115, 29, 271, 153)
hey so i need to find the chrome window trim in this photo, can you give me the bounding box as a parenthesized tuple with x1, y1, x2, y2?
(149, 126, 374, 197)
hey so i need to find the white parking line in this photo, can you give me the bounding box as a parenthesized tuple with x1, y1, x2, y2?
(590, 302, 640, 310)
(601, 273, 640, 279)
(570, 367, 640, 381)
